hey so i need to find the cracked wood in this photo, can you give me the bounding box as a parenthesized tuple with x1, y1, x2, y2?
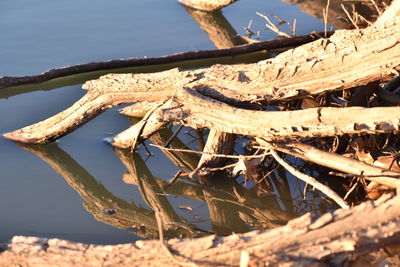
(3, 18, 400, 144)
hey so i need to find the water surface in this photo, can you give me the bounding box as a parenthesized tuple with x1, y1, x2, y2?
(0, 0, 327, 244)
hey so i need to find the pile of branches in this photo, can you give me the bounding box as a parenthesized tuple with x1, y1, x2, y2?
(1, 0, 400, 265)
(3, 0, 400, 210)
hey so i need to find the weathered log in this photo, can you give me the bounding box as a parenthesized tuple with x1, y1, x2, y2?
(0, 32, 327, 90)
(1, 194, 399, 266)
(159, 86, 400, 139)
(4, 69, 193, 143)
(110, 85, 400, 152)
(3, 18, 400, 144)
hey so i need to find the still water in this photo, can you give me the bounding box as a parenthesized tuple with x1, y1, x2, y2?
(0, 0, 327, 244)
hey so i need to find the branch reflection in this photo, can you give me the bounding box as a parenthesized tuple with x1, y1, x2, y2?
(17, 124, 299, 240)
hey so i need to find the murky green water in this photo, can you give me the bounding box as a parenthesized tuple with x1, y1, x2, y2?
(0, 0, 328, 244)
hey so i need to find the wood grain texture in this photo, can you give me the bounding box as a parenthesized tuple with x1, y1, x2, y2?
(1, 194, 399, 266)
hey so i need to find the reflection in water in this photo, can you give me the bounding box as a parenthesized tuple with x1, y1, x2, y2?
(18, 143, 160, 239)
(2, 0, 360, 242)
(282, 0, 390, 29)
(184, 7, 247, 49)
(17, 123, 309, 240)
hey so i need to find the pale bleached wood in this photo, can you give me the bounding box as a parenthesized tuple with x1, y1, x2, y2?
(194, 130, 236, 177)
(375, 0, 400, 25)
(112, 101, 169, 149)
(267, 142, 400, 189)
(1, 194, 399, 266)
(108, 85, 400, 149)
(3, 18, 400, 144)
(270, 150, 349, 208)
(183, 3, 240, 178)
(3, 69, 194, 143)
(161, 87, 400, 139)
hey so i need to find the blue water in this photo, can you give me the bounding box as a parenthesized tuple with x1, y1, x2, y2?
(0, 0, 326, 244)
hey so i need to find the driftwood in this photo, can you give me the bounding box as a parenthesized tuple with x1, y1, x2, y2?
(3, 2, 400, 265)
(0, 33, 329, 90)
(1, 194, 399, 266)
(2, 1, 400, 212)
(3, 16, 400, 144)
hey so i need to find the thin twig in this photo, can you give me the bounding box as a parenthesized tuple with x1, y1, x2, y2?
(142, 141, 154, 157)
(244, 19, 254, 36)
(356, 13, 373, 27)
(329, 171, 400, 179)
(341, 4, 359, 29)
(323, 0, 331, 37)
(164, 170, 183, 190)
(151, 144, 266, 159)
(257, 163, 279, 184)
(344, 179, 359, 201)
(271, 150, 349, 209)
(256, 12, 290, 38)
(164, 125, 184, 148)
(292, 18, 297, 36)
(303, 183, 309, 200)
(130, 101, 167, 151)
(202, 162, 238, 172)
(370, 0, 382, 16)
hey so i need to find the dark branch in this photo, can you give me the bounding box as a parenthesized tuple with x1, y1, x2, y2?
(0, 31, 333, 89)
